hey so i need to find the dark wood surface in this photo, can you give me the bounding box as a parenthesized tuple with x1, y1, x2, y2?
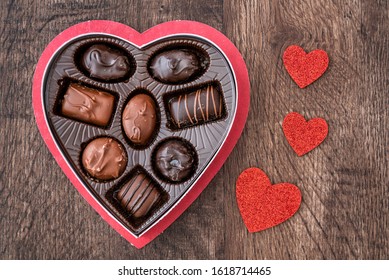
(1, 0, 388, 259)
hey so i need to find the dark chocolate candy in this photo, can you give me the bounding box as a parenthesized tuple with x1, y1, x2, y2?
(153, 139, 197, 183)
(167, 84, 225, 129)
(122, 93, 157, 146)
(81, 44, 131, 81)
(116, 172, 164, 219)
(149, 49, 200, 83)
(61, 83, 115, 127)
(82, 137, 127, 181)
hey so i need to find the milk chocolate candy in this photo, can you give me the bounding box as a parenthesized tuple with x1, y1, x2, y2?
(122, 93, 158, 147)
(81, 44, 131, 81)
(82, 137, 127, 181)
(166, 84, 226, 130)
(60, 83, 115, 127)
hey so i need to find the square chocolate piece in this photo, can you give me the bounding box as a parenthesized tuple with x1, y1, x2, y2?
(61, 83, 115, 127)
(116, 172, 166, 221)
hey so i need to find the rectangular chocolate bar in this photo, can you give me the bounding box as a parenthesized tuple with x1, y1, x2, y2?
(60, 83, 115, 127)
(166, 84, 226, 130)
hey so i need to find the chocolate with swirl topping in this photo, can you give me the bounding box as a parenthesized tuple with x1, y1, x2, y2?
(122, 93, 157, 147)
(153, 139, 197, 183)
(81, 44, 131, 81)
(149, 49, 200, 83)
(60, 83, 115, 127)
(167, 84, 226, 130)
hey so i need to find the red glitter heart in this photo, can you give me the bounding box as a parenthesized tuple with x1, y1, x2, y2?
(283, 45, 329, 88)
(282, 112, 328, 156)
(236, 168, 301, 233)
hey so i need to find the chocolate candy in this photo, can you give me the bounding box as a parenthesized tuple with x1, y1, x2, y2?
(60, 83, 115, 127)
(153, 139, 197, 183)
(166, 84, 226, 130)
(81, 44, 131, 81)
(82, 137, 127, 181)
(122, 93, 158, 147)
(149, 49, 201, 83)
(116, 172, 165, 220)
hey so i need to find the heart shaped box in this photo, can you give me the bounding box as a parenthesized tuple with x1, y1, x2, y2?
(32, 20, 250, 248)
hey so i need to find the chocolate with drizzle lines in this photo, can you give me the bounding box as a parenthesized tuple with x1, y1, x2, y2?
(167, 84, 225, 129)
(116, 172, 165, 219)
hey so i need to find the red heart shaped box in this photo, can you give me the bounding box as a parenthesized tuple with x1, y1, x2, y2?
(32, 20, 250, 248)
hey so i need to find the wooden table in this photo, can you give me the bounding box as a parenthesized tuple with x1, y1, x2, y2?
(1, 0, 388, 259)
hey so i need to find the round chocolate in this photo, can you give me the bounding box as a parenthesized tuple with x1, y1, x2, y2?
(153, 139, 197, 183)
(81, 44, 131, 81)
(149, 49, 200, 83)
(82, 137, 127, 181)
(122, 93, 157, 146)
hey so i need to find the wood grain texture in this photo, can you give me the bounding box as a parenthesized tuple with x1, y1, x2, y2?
(0, 0, 388, 259)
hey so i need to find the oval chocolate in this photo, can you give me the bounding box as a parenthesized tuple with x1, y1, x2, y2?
(122, 93, 157, 146)
(149, 49, 203, 84)
(81, 44, 132, 81)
